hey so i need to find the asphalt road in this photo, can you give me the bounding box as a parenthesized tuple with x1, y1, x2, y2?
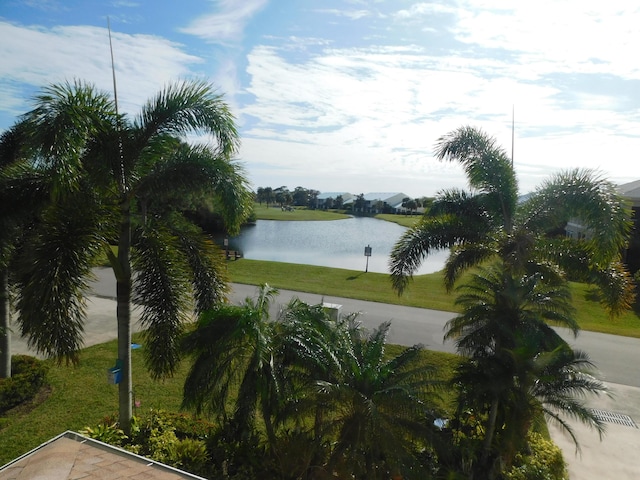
(231, 283, 640, 388)
(79, 267, 640, 389)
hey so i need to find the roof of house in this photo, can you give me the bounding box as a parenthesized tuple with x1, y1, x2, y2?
(316, 192, 353, 200)
(618, 180, 640, 201)
(0, 431, 206, 480)
(362, 192, 408, 202)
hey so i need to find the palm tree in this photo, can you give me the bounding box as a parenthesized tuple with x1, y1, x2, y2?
(14, 79, 252, 431)
(0, 125, 52, 377)
(181, 284, 282, 446)
(447, 263, 606, 478)
(390, 126, 634, 315)
(317, 320, 439, 480)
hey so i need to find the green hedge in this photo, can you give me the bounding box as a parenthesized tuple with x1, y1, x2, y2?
(0, 356, 49, 414)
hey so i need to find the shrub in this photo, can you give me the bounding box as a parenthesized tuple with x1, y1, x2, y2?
(83, 409, 215, 477)
(0, 355, 48, 414)
(171, 437, 209, 476)
(504, 432, 567, 480)
(80, 422, 127, 446)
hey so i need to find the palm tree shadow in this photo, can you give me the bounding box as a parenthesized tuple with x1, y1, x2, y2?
(346, 273, 366, 281)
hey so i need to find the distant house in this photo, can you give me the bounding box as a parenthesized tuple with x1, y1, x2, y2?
(0, 431, 205, 479)
(344, 192, 410, 214)
(565, 179, 640, 240)
(315, 192, 354, 209)
(618, 179, 640, 207)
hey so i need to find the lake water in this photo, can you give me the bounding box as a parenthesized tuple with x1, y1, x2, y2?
(228, 217, 447, 275)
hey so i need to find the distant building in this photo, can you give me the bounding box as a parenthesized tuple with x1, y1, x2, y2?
(343, 192, 410, 214)
(565, 179, 640, 241)
(315, 192, 354, 209)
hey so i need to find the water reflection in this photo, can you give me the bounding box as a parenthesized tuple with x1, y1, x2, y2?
(228, 217, 448, 275)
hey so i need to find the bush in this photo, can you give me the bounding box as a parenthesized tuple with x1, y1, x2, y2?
(83, 409, 215, 477)
(504, 432, 567, 480)
(0, 355, 48, 414)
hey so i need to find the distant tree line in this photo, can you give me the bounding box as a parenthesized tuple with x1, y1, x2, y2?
(256, 186, 320, 209)
(256, 186, 434, 214)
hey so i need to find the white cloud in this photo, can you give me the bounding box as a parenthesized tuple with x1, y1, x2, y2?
(180, 0, 269, 43)
(236, 21, 639, 197)
(452, 1, 640, 79)
(3, 1, 639, 198)
(0, 21, 203, 120)
(315, 9, 373, 20)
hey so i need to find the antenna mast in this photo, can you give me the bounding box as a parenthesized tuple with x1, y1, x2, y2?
(107, 17, 119, 115)
(511, 105, 515, 167)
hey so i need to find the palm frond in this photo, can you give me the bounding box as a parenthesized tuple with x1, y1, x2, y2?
(132, 222, 191, 379)
(434, 126, 518, 228)
(443, 242, 496, 291)
(170, 220, 228, 313)
(522, 168, 631, 263)
(20, 80, 117, 196)
(15, 190, 112, 362)
(390, 214, 485, 293)
(588, 261, 636, 316)
(135, 79, 240, 156)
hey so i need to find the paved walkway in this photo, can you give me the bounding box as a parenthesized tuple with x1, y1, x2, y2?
(8, 292, 640, 479)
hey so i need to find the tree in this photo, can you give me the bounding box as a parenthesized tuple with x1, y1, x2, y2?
(182, 284, 282, 447)
(447, 263, 606, 478)
(316, 320, 439, 479)
(292, 186, 309, 206)
(260, 186, 274, 206)
(401, 197, 417, 216)
(0, 125, 52, 377)
(353, 193, 366, 213)
(14, 79, 252, 432)
(324, 196, 335, 210)
(390, 125, 634, 315)
(308, 189, 320, 209)
(182, 288, 441, 479)
(274, 186, 291, 207)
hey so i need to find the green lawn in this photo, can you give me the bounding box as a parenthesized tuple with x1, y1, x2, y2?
(253, 203, 350, 221)
(0, 334, 190, 465)
(375, 213, 422, 227)
(227, 259, 640, 338)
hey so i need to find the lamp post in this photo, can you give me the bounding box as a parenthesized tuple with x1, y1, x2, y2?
(364, 245, 372, 272)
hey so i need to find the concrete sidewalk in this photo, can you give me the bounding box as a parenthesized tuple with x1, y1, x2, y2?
(9, 294, 640, 479)
(548, 382, 640, 479)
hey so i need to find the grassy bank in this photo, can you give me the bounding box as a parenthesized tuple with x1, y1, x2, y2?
(374, 213, 421, 227)
(253, 203, 349, 221)
(227, 259, 640, 338)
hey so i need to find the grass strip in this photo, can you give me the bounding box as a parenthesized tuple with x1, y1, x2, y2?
(227, 259, 640, 338)
(253, 204, 350, 221)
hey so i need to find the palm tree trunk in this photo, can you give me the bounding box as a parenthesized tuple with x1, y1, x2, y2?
(0, 269, 11, 378)
(480, 397, 499, 474)
(116, 202, 133, 435)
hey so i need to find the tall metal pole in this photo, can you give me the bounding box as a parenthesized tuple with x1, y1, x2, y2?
(511, 105, 515, 167)
(107, 17, 119, 115)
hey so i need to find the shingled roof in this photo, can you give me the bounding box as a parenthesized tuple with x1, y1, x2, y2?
(0, 431, 206, 480)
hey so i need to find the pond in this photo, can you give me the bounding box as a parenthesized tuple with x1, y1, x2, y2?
(227, 217, 448, 275)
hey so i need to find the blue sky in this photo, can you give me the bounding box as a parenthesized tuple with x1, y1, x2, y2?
(1, 1, 639, 197)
